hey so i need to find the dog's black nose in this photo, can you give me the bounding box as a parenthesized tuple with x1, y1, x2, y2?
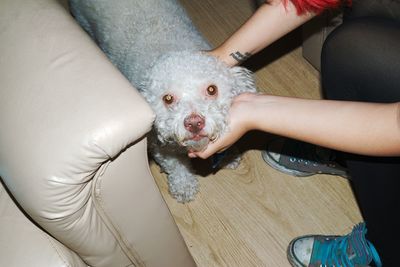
(184, 114, 205, 133)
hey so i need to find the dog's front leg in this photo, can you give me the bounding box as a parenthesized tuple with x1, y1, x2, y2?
(151, 146, 199, 203)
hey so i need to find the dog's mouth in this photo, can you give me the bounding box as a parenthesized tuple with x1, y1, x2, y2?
(180, 132, 217, 151)
(189, 133, 208, 141)
(188, 131, 219, 142)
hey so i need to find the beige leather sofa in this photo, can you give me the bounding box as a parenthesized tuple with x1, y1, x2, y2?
(0, 0, 196, 266)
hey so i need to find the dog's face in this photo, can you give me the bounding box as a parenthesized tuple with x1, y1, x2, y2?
(141, 51, 256, 151)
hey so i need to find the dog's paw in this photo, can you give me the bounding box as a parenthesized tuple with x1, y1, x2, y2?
(168, 174, 199, 203)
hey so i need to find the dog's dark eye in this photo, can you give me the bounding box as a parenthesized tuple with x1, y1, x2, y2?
(206, 85, 218, 96)
(162, 94, 174, 105)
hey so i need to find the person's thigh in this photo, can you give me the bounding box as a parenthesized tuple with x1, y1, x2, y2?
(321, 17, 400, 102)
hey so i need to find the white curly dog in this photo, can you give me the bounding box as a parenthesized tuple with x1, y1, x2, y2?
(70, 0, 257, 203)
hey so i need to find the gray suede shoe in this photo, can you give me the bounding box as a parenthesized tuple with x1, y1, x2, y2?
(262, 138, 349, 178)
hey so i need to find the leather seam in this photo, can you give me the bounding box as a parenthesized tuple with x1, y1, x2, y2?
(91, 158, 145, 267)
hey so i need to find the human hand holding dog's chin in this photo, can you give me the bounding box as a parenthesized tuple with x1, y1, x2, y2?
(188, 92, 258, 159)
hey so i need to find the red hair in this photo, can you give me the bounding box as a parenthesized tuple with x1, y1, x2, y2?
(283, 0, 352, 14)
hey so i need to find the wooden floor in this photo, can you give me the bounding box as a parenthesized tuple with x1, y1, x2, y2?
(150, 1, 362, 266)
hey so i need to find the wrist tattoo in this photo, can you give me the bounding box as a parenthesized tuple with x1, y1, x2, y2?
(230, 51, 252, 63)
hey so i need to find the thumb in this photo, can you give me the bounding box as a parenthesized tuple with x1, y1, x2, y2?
(189, 140, 230, 159)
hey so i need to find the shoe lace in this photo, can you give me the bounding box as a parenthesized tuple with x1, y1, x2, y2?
(289, 141, 335, 164)
(311, 223, 382, 267)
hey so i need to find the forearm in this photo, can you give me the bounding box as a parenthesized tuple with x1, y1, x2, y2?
(250, 94, 400, 156)
(210, 1, 315, 66)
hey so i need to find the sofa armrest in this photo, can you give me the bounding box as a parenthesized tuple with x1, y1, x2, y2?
(0, 181, 87, 267)
(0, 0, 168, 266)
(94, 139, 196, 267)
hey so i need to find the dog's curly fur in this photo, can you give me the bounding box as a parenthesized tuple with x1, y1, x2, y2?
(70, 0, 257, 202)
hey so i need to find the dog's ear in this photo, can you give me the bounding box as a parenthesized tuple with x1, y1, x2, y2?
(230, 66, 257, 96)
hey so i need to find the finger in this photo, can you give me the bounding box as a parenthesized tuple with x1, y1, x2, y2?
(190, 148, 214, 159)
(193, 144, 230, 159)
(188, 152, 197, 158)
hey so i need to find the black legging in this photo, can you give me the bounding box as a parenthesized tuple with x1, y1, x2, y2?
(321, 17, 400, 266)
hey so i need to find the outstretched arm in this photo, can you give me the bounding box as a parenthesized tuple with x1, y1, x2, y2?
(209, 1, 315, 66)
(209, 0, 349, 67)
(189, 93, 400, 158)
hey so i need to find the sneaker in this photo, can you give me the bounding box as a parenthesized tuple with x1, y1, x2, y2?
(287, 223, 382, 267)
(261, 138, 349, 178)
